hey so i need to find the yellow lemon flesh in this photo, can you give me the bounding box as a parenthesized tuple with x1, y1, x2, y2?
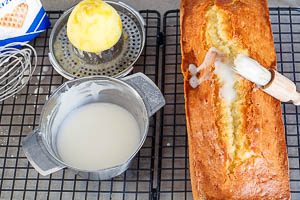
(67, 0, 123, 53)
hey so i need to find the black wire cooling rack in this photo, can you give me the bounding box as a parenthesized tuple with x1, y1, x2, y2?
(1, 7, 300, 200)
(0, 11, 160, 200)
(158, 8, 300, 200)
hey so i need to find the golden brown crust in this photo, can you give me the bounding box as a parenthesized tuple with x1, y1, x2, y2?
(180, 0, 290, 199)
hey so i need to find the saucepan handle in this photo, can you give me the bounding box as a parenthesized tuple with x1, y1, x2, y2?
(122, 73, 165, 117)
(22, 130, 65, 176)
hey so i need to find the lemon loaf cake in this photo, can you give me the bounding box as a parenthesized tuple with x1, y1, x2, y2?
(180, 0, 290, 199)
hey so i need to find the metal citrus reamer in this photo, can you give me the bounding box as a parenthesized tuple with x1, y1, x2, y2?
(48, 1, 146, 80)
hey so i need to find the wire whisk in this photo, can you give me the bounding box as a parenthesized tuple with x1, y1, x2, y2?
(0, 42, 37, 101)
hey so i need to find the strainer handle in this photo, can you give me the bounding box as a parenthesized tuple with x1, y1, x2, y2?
(22, 130, 65, 176)
(123, 73, 165, 117)
(117, 1, 146, 26)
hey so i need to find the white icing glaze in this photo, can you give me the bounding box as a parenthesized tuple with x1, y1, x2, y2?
(188, 47, 225, 88)
(189, 64, 198, 75)
(188, 47, 223, 76)
(188, 56, 237, 103)
(189, 75, 199, 88)
(197, 48, 217, 71)
(234, 54, 272, 86)
(50, 81, 117, 135)
(56, 103, 140, 171)
(214, 59, 237, 104)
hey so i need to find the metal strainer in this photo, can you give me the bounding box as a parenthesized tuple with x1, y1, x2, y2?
(49, 1, 146, 80)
